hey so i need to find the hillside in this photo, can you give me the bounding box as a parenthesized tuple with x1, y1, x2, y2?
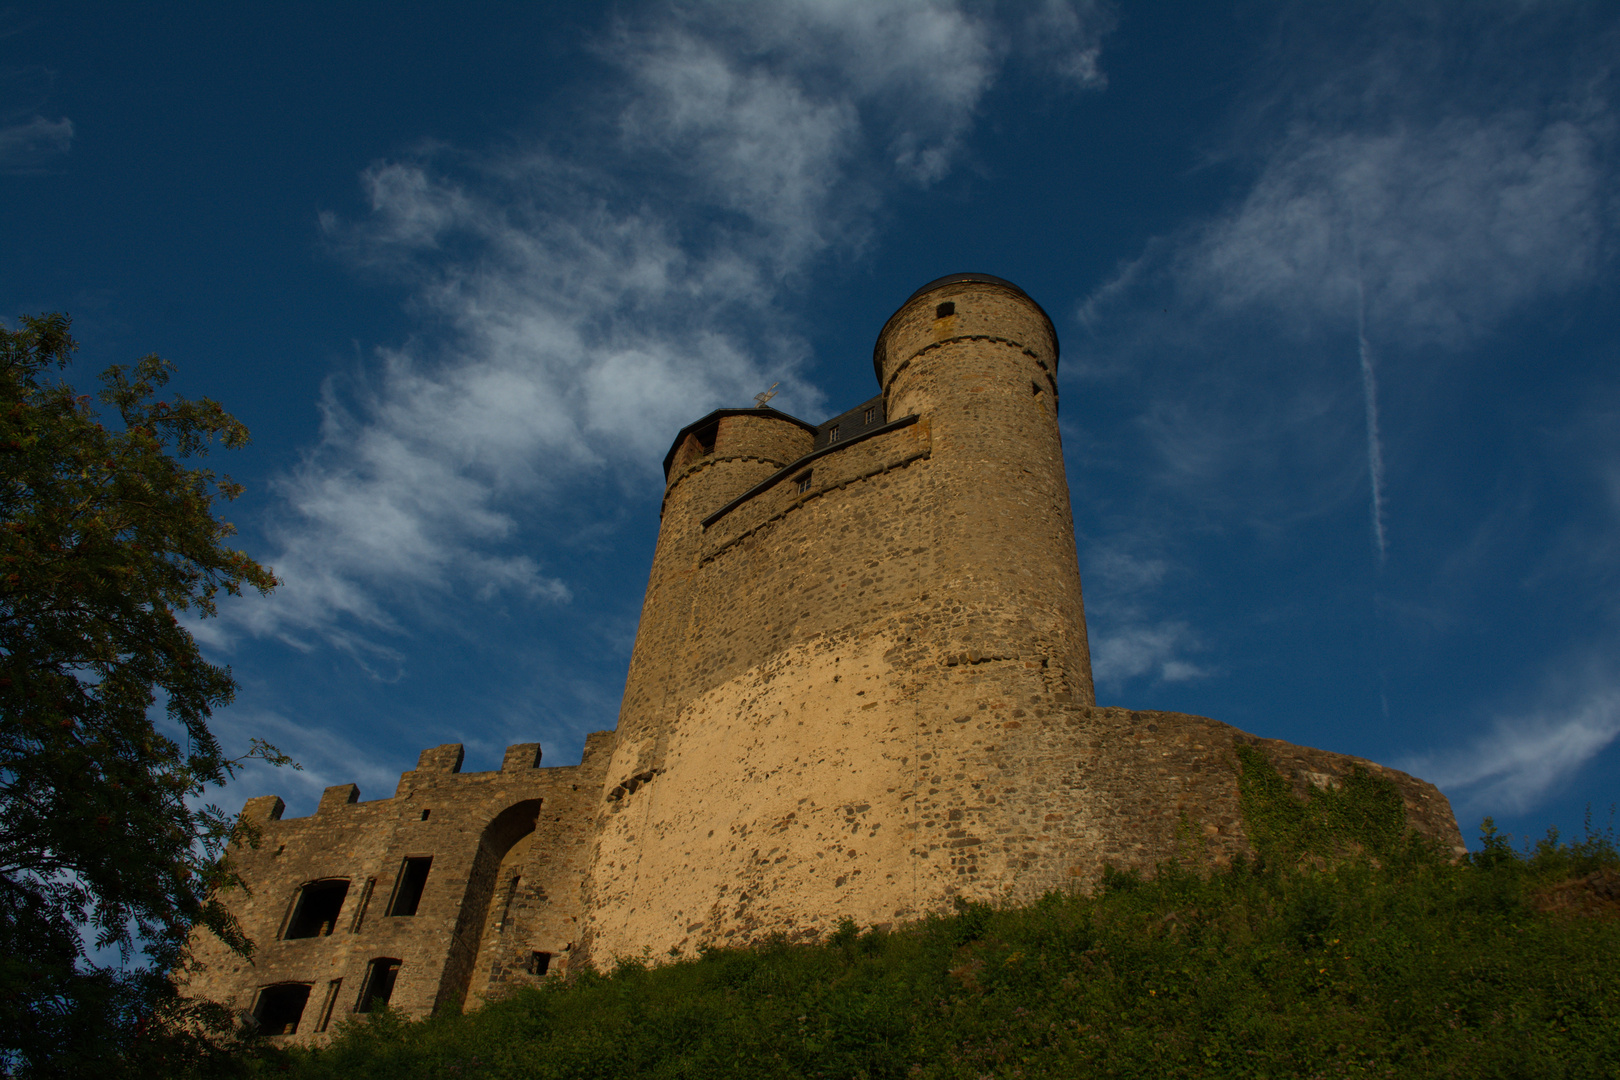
(255, 751, 1618, 1079)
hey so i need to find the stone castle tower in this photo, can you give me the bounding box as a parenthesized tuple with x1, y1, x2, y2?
(183, 275, 1463, 1041)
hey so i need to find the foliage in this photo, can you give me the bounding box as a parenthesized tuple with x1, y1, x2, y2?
(0, 314, 283, 1077)
(1234, 742, 1414, 864)
(275, 785, 1620, 1078)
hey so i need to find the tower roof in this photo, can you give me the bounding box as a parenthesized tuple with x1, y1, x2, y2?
(875, 273, 1059, 383)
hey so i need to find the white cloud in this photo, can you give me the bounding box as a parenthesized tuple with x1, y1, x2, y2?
(1013, 0, 1110, 89)
(1073, 11, 1617, 571)
(202, 707, 405, 818)
(0, 114, 71, 172)
(1180, 110, 1611, 346)
(220, 2, 1111, 659)
(1091, 620, 1211, 687)
(1083, 541, 1212, 690)
(1087, 544, 1169, 594)
(1400, 681, 1620, 817)
(1081, 105, 1613, 356)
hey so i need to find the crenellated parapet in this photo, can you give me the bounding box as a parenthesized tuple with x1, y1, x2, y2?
(181, 731, 613, 1042)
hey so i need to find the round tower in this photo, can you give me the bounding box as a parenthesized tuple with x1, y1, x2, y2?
(874, 273, 1093, 703)
(611, 409, 816, 777)
(584, 275, 1096, 964)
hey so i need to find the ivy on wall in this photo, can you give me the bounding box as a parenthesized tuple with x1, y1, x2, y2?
(1233, 743, 1413, 864)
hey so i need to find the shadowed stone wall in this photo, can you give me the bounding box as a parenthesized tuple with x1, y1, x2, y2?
(181, 735, 612, 1044)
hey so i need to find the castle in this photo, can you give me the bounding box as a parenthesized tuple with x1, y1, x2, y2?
(183, 274, 1464, 1041)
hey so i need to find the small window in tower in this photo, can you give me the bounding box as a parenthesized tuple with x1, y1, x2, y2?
(796, 471, 812, 493)
(529, 951, 553, 976)
(282, 879, 350, 939)
(356, 959, 401, 1013)
(935, 301, 955, 318)
(828, 425, 840, 443)
(387, 857, 433, 917)
(419, 808, 431, 821)
(693, 420, 719, 454)
(253, 983, 312, 1036)
(864, 406, 875, 424)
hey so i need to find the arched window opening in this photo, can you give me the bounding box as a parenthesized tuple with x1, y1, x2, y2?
(356, 958, 401, 1013)
(453, 799, 545, 1008)
(253, 982, 312, 1036)
(282, 879, 350, 939)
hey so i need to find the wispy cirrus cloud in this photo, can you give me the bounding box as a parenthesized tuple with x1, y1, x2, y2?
(1069, 5, 1618, 730)
(0, 60, 73, 173)
(1083, 86, 1616, 507)
(0, 113, 71, 172)
(1180, 109, 1612, 347)
(1083, 541, 1212, 691)
(1399, 677, 1620, 819)
(216, 2, 1111, 661)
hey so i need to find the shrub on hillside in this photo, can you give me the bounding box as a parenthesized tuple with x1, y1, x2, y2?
(259, 754, 1619, 1079)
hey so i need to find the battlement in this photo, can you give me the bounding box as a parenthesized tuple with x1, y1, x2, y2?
(182, 730, 614, 1037)
(240, 734, 616, 825)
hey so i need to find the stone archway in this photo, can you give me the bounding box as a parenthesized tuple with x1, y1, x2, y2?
(434, 799, 541, 1013)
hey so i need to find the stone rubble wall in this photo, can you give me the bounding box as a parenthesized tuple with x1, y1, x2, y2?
(182, 734, 611, 1044)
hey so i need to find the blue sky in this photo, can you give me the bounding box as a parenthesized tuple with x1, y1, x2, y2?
(4, 1, 1617, 850)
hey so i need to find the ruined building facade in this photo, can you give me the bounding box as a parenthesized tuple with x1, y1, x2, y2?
(183, 274, 1464, 1041)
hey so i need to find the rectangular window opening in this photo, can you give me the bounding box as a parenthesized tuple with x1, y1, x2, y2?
(387, 857, 433, 917)
(253, 983, 312, 1036)
(283, 879, 350, 939)
(314, 979, 343, 1033)
(795, 471, 812, 493)
(356, 959, 401, 1013)
(864, 406, 875, 424)
(935, 301, 955, 318)
(828, 425, 840, 443)
(529, 951, 553, 977)
(419, 808, 431, 821)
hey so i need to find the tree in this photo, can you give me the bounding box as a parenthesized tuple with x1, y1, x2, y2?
(0, 314, 285, 1076)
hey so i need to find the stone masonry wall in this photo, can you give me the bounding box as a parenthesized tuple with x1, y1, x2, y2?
(582, 279, 1100, 961)
(183, 734, 611, 1044)
(578, 277, 1461, 965)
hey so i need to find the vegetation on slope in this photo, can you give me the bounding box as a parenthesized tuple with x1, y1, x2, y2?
(263, 751, 1617, 1080)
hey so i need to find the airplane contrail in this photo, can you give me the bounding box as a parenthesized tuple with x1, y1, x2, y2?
(1355, 260, 1387, 565)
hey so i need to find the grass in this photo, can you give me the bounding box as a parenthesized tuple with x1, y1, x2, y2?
(244, 754, 1618, 1080)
